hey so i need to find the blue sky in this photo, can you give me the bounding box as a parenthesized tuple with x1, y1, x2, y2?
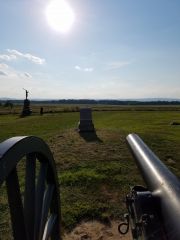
(0, 0, 180, 99)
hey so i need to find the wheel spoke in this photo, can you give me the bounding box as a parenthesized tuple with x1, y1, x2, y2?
(39, 184, 54, 240)
(24, 153, 36, 240)
(6, 168, 27, 240)
(42, 215, 57, 240)
(34, 162, 48, 240)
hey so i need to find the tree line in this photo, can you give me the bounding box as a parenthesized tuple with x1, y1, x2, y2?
(1, 99, 180, 106)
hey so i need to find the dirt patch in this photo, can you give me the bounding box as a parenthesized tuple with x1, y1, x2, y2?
(63, 221, 132, 240)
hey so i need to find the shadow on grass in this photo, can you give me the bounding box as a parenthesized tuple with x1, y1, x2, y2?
(79, 131, 103, 143)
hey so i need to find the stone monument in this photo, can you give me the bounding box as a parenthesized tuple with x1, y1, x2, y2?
(78, 108, 95, 132)
(21, 88, 32, 116)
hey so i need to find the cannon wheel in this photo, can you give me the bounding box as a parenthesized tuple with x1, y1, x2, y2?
(0, 136, 61, 240)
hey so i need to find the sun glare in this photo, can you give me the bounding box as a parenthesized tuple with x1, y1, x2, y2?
(46, 0, 75, 33)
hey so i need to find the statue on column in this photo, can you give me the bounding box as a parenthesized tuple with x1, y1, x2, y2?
(21, 88, 32, 117)
(24, 88, 29, 100)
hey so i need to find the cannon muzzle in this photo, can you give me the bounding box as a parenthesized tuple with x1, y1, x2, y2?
(126, 134, 180, 240)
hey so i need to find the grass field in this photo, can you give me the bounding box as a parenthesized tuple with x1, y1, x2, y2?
(0, 105, 180, 238)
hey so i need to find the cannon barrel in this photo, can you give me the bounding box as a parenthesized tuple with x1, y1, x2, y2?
(126, 133, 180, 240)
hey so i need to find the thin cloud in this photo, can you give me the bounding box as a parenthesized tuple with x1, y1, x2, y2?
(84, 68, 94, 72)
(107, 61, 131, 70)
(7, 49, 23, 57)
(24, 72, 32, 78)
(75, 65, 81, 71)
(74, 65, 94, 72)
(24, 53, 45, 64)
(0, 70, 7, 76)
(0, 49, 46, 65)
(0, 63, 32, 79)
(0, 54, 17, 61)
(0, 63, 9, 69)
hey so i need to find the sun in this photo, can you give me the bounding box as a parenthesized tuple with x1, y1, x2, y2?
(45, 0, 75, 33)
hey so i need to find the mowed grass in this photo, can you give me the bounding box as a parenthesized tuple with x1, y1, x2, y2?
(0, 108, 180, 237)
(0, 112, 79, 142)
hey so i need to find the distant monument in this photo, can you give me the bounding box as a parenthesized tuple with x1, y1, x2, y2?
(40, 107, 44, 115)
(21, 88, 32, 116)
(78, 108, 95, 132)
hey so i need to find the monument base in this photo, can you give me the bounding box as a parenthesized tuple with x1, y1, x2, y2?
(21, 99, 32, 117)
(78, 120, 95, 132)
